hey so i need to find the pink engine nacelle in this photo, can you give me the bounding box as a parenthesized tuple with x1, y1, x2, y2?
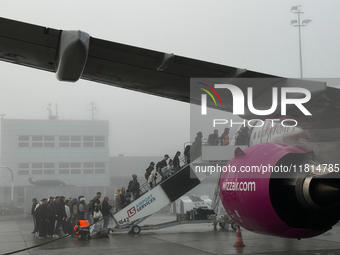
(220, 143, 340, 238)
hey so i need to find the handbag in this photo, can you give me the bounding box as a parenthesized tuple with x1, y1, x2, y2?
(93, 210, 102, 219)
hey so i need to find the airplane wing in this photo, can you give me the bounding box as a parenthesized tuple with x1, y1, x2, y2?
(1, 17, 340, 129)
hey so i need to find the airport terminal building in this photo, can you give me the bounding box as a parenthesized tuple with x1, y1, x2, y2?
(0, 118, 110, 211)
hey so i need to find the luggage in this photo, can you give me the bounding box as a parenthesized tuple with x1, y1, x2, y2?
(98, 228, 110, 238)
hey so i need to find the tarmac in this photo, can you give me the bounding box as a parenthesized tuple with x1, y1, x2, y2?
(1, 212, 340, 255)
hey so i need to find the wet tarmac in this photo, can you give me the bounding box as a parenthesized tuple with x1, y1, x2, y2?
(1, 213, 340, 255)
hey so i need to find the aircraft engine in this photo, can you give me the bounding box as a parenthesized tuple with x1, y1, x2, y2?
(220, 143, 340, 238)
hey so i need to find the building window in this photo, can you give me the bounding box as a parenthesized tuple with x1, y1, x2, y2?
(71, 136, 81, 141)
(32, 136, 43, 141)
(18, 135, 29, 141)
(71, 142, 81, 147)
(44, 163, 54, 168)
(84, 142, 94, 147)
(31, 163, 43, 175)
(84, 169, 94, 174)
(95, 162, 106, 174)
(32, 142, 43, 147)
(43, 136, 55, 147)
(43, 163, 54, 175)
(84, 162, 94, 174)
(59, 163, 69, 168)
(44, 143, 55, 147)
(59, 170, 69, 174)
(84, 136, 94, 141)
(71, 162, 81, 174)
(84, 162, 94, 168)
(32, 170, 43, 175)
(18, 163, 29, 169)
(44, 136, 54, 141)
(95, 169, 105, 174)
(59, 136, 69, 141)
(18, 142, 29, 147)
(95, 142, 105, 147)
(18, 170, 29, 175)
(95, 136, 105, 147)
(59, 136, 69, 147)
(70, 136, 81, 147)
(17, 134, 109, 148)
(32, 163, 43, 168)
(95, 162, 105, 168)
(18, 164, 30, 175)
(95, 136, 105, 141)
(18, 135, 30, 147)
(83, 136, 94, 147)
(59, 142, 69, 147)
(71, 163, 81, 168)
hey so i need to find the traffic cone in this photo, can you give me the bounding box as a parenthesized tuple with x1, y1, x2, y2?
(234, 225, 245, 247)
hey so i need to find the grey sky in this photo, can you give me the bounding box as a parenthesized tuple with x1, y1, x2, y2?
(0, 0, 339, 156)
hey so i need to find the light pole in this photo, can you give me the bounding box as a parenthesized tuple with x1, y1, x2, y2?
(0, 166, 14, 219)
(290, 5, 312, 79)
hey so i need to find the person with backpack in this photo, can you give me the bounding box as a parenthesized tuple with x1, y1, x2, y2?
(145, 162, 155, 181)
(156, 154, 169, 179)
(91, 192, 102, 223)
(78, 197, 86, 220)
(69, 198, 78, 235)
(163, 159, 174, 178)
(128, 174, 140, 201)
(148, 167, 158, 189)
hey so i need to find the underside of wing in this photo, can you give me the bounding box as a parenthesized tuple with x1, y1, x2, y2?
(1, 17, 340, 129)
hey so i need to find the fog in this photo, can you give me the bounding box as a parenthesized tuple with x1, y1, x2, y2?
(1, 1, 339, 156)
(0, 1, 340, 209)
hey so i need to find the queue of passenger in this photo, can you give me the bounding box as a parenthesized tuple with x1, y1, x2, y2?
(30, 145, 199, 238)
(30, 192, 114, 239)
(185, 127, 251, 163)
(195, 127, 249, 149)
(142, 152, 184, 191)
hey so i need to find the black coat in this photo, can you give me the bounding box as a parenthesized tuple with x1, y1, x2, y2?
(31, 202, 37, 216)
(173, 155, 180, 170)
(55, 202, 67, 220)
(36, 203, 47, 221)
(46, 202, 57, 220)
(145, 166, 154, 180)
(101, 200, 112, 216)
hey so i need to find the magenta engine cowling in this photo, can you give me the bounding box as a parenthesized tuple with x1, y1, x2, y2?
(220, 143, 340, 238)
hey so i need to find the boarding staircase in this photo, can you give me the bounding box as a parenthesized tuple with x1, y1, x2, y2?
(111, 139, 247, 230)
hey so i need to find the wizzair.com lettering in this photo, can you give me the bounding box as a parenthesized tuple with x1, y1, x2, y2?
(222, 181, 256, 192)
